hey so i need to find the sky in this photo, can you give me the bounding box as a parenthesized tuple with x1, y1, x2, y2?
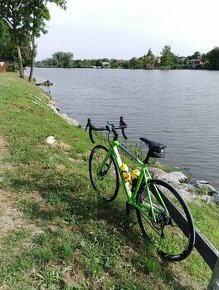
(36, 0, 219, 61)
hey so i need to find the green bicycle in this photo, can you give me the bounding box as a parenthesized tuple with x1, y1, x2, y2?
(86, 117, 195, 261)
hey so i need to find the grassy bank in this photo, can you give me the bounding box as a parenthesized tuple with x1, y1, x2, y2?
(0, 72, 218, 289)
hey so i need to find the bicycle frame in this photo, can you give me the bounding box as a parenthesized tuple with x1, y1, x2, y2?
(98, 139, 169, 223)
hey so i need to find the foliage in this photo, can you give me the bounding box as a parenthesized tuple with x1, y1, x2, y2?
(0, 20, 14, 61)
(0, 0, 67, 79)
(52, 51, 74, 68)
(160, 45, 176, 67)
(95, 59, 103, 67)
(129, 57, 144, 69)
(0, 1, 30, 77)
(35, 45, 219, 71)
(143, 48, 156, 69)
(35, 51, 74, 68)
(205, 47, 219, 70)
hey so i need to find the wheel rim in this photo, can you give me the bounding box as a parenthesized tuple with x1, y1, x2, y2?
(89, 145, 119, 201)
(137, 179, 194, 261)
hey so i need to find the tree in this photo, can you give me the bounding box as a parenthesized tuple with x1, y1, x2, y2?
(122, 61, 129, 69)
(0, 0, 67, 80)
(144, 48, 156, 69)
(52, 51, 74, 68)
(205, 47, 219, 70)
(192, 51, 201, 59)
(35, 51, 74, 68)
(23, 0, 50, 81)
(129, 57, 144, 69)
(95, 59, 103, 68)
(160, 45, 176, 68)
(0, 1, 30, 78)
(110, 59, 119, 68)
(0, 20, 14, 61)
(25, 0, 67, 81)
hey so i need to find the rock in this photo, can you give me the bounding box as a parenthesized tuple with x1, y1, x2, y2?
(178, 189, 197, 202)
(214, 192, 219, 205)
(170, 171, 188, 182)
(180, 183, 196, 192)
(45, 136, 56, 146)
(149, 167, 165, 178)
(60, 113, 79, 126)
(189, 180, 216, 195)
(201, 195, 214, 204)
(158, 171, 188, 185)
(36, 80, 53, 86)
(199, 181, 216, 195)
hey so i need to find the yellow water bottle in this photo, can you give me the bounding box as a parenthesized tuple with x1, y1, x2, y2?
(120, 163, 131, 184)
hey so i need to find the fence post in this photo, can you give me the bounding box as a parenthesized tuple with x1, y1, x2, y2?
(208, 258, 219, 290)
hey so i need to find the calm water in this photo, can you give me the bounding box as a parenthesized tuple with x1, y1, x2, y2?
(31, 68, 219, 188)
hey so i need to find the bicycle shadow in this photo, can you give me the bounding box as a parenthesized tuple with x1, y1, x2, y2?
(94, 199, 193, 290)
(16, 181, 194, 290)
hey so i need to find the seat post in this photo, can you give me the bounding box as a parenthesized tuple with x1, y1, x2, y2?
(144, 151, 150, 164)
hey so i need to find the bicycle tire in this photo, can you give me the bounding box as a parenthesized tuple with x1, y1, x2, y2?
(89, 145, 120, 201)
(136, 178, 195, 261)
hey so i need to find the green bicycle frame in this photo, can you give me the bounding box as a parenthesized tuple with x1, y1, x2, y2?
(97, 139, 169, 223)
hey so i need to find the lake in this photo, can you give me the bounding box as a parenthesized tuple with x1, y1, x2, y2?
(31, 68, 219, 189)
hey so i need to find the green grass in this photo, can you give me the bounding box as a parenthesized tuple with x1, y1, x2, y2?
(0, 72, 218, 289)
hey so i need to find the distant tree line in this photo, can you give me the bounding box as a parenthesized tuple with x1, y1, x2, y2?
(35, 46, 219, 70)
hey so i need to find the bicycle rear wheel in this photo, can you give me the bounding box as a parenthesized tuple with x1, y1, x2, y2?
(89, 145, 120, 201)
(136, 179, 195, 261)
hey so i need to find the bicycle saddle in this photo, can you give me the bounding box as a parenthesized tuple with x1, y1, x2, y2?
(140, 137, 166, 158)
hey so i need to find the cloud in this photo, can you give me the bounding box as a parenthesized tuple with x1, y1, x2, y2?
(37, 0, 219, 60)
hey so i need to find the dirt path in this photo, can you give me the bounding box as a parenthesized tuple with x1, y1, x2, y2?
(0, 137, 42, 239)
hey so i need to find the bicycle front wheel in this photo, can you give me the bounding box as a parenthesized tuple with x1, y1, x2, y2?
(89, 145, 120, 201)
(136, 179, 195, 261)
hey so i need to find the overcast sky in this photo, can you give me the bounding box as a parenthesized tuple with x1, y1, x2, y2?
(36, 0, 219, 60)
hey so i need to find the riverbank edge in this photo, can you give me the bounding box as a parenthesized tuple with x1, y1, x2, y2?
(41, 89, 80, 127)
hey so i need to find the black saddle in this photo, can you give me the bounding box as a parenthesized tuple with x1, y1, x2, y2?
(140, 137, 166, 158)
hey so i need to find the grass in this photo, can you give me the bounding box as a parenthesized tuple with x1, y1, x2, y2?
(0, 72, 218, 289)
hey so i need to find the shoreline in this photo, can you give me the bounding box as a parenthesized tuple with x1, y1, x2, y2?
(41, 90, 80, 127)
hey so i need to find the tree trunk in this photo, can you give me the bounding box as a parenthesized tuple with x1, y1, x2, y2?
(17, 44, 24, 78)
(29, 36, 36, 82)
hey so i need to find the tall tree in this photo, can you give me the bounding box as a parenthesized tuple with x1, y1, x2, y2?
(24, 0, 67, 81)
(0, 0, 67, 80)
(192, 51, 201, 59)
(52, 51, 74, 68)
(160, 45, 176, 67)
(0, 20, 14, 61)
(144, 48, 156, 69)
(0, 1, 29, 78)
(205, 47, 219, 70)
